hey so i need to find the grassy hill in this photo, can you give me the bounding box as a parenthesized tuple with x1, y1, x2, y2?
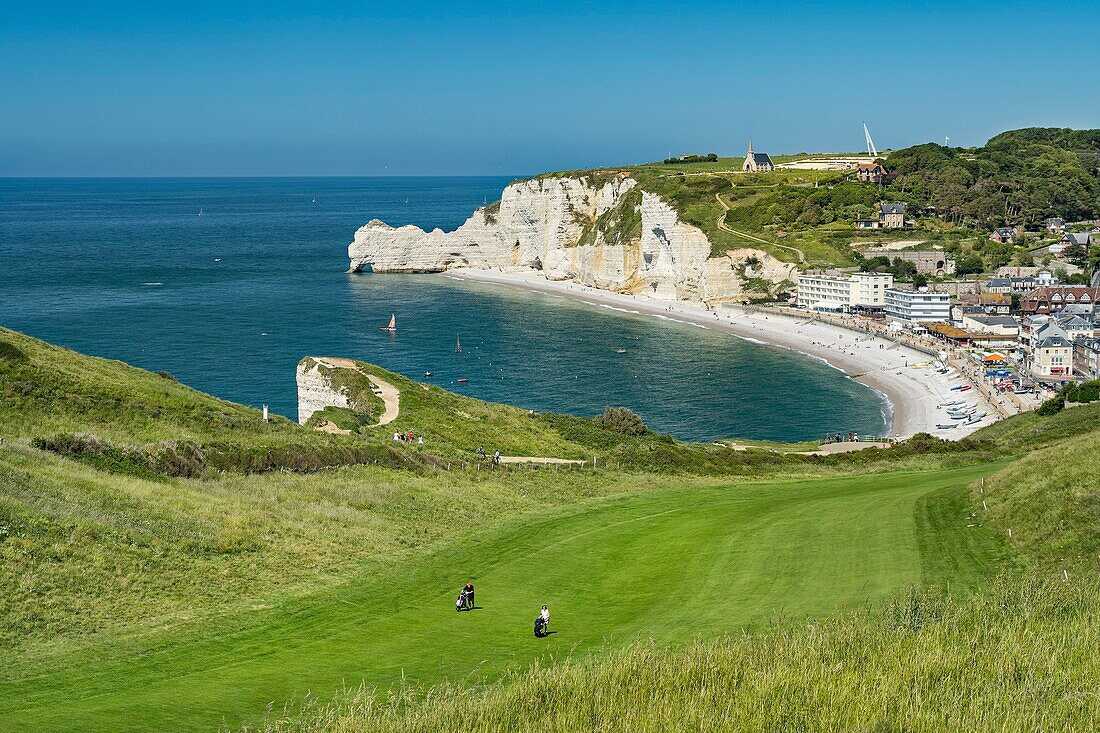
(2, 326, 1099, 732)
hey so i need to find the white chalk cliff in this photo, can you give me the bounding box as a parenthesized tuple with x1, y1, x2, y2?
(348, 175, 795, 302)
(296, 357, 351, 425)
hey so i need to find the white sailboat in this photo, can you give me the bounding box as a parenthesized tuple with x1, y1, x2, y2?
(455, 337, 462, 354)
(198, 207, 204, 217)
(379, 314, 396, 332)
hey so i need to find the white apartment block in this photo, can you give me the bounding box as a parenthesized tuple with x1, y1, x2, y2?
(796, 272, 893, 311)
(884, 287, 952, 323)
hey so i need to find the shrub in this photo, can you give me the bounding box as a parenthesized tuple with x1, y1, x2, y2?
(1064, 379, 1100, 405)
(594, 407, 651, 437)
(0, 340, 28, 363)
(1036, 395, 1065, 416)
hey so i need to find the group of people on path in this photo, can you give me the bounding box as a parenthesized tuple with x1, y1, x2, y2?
(824, 431, 859, 444)
(476, 447, 501, 464)
(393, 431, 424, 445)
(455, 581, 551, 638)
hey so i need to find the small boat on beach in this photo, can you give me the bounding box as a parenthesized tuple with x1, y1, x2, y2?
(936, 423, 958, 430)
(958, 385, 972, 392)
(380, 314, 396, 332)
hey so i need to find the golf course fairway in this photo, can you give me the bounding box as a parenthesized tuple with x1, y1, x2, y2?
(1, 463, 1006, 732)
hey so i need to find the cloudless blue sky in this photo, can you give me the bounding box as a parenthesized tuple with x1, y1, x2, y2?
(2, 1, 1098, 176)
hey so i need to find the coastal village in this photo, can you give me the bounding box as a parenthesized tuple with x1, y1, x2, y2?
(724, 135, 1100, 412)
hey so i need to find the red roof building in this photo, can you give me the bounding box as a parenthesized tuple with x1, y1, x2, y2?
(1019, 286, 1100, 315)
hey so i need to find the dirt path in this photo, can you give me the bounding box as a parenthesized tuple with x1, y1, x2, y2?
(798, 441, 891, 456)
(714, 192, 806, 263)
(315, 357, 400, 426)
(497, 456, 586, 465)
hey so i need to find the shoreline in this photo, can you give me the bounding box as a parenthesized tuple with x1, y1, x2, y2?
(446, 268, 999, 440)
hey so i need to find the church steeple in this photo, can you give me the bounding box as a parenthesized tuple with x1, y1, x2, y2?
(747, 139, 754, 158)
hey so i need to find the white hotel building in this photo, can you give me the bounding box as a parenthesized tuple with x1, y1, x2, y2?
(795, 272, 893, 312)
(884, 287, 952, 323)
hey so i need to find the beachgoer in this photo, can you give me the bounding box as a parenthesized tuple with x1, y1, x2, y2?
(494, 450, 501, 464)
(393, 432, 400, 441)
(418, 435, 424, 445)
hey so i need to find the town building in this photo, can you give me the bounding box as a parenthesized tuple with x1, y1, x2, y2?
(1057, 313, 1097, 340)
(961, 314, 1019, 337)
(922, 322, 1012, 348)
(1074, 338, 1100, 380)
(1031, 335, 1074, 380)
(884, 287, 951, 324)
(1044, 217, 1067, 235)
(959, 314, 1019, 348)
(978, 292, 1012, 315)
(1038, 231, 1099, 259)
(855, 218, 880, 229)
(990, 227, 1016, 244)
(1060, 302, 1098, 319)
(985, 273, 1055, 295)
(795, 272, 893, 312)
(1061, 231, 1097, 249)
(882, 250, 955, 276)
(856, 162, 887, 184)
(1019, 286, 1100, 315)
(879, 203, 906, 229)
(741, 140, 774, 173)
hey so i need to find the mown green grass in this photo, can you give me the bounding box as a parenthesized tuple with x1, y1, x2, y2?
(260, 575, 1100, 733)
(0, 464, 1005, 732)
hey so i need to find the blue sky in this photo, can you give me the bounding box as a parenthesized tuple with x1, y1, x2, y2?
(2, 1, 1098, 176)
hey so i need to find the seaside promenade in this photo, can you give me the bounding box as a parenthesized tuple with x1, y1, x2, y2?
(761, 306, 1039, 419)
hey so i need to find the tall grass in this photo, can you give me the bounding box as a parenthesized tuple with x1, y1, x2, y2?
(252, 575, 1100, 732)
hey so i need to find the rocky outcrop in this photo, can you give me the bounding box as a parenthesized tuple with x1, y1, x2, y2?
(348, 175, 796, 302)
(296, 358, 351, 424)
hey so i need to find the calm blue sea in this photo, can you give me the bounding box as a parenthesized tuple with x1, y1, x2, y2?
(0, 177, 886, 442)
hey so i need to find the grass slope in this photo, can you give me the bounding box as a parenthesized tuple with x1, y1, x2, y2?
(978, 407, 1100, 566)
(266, 576, 1100, 733)
(1, 465, 1005, 732)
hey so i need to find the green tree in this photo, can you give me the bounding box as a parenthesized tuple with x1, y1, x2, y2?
(955, 253, 985, 276)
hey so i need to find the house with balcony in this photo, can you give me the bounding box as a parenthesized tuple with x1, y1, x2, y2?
(1032, 335, 1074, 381)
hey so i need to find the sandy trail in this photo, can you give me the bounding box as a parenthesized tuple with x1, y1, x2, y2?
(498, 456, 586, 465)
(315, 357, 401, 426)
